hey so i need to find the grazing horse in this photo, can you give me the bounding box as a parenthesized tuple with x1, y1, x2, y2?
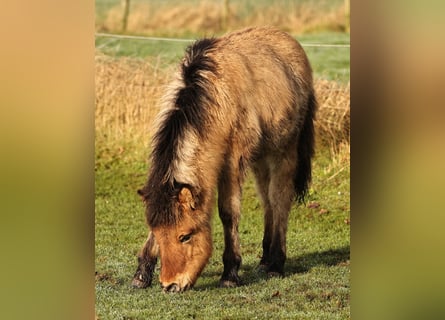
(132, 27, 317, 292)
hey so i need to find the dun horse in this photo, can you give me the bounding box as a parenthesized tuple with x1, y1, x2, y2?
(132, 27, 317, 292)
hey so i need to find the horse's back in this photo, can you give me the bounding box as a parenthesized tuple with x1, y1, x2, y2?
(210, 27, 314, 155)
(216, 27, 312, 89)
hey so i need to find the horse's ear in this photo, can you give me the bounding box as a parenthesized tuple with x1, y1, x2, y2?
(178, 187, 196, 210)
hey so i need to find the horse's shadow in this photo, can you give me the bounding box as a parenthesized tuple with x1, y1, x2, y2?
(285, 245, 350, 274)
(195, 245, 350, 290)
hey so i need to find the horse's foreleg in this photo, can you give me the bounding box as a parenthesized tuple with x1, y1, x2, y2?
(217, 163, 243, 287)
(131, 231, 159, 288)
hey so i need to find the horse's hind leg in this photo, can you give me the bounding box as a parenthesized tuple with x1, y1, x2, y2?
(254, 154, 296, 276)
(131, 231, 159, 288)
(217, 159, 243, 287)
(252, 159, 273, 270)
(268, 155, 295, 275)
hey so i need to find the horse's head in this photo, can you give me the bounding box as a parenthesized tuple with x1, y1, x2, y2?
(151, 186, 212, 292)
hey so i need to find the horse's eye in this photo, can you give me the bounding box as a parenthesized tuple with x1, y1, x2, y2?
(179, 233, 192, 243)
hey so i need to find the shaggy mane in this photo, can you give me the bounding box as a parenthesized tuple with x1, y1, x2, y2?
(139, 37, 219, 227)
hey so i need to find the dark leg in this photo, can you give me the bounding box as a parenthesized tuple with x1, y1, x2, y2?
(266, 155, 296, 276)
(131, 231, 159, 288)
(252, 159, 273, 269)
(217, 160, 243, 287)
(253, 154, 296, 276)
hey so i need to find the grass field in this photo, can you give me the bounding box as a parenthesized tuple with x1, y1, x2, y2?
(95, 1, 350, 318)
(95, 145, 350, 319)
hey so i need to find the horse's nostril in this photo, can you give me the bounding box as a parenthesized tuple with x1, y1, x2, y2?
(163, 283, 180, 293)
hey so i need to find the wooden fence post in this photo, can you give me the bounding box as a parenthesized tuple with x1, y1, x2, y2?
(122, 0, 130, 32)
(222, 0, 229, 31)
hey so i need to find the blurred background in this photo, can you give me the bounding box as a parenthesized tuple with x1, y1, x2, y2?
(94, 0, 351, 147)
(95, 0, 350, 82)
(96, 0, 350, 37)
(2, 0, 445, 319)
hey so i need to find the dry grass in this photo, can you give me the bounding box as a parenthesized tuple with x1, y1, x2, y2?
(314, 79, 350, 150)
(98, 1, 347, 36)
(95, 55, 350, 155)
(95, 53, 171, 142)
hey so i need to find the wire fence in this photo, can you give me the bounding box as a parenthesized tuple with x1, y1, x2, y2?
(95, 31, 350, 83)
(95, 32, 351, 48)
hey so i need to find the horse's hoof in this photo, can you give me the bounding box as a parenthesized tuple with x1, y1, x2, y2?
(219, 279, 239, 288)
(219, 275, 242, 288)
(257, 263, 269, 272)
(267, 271, 284, 278)
(131, 274, 151, 288)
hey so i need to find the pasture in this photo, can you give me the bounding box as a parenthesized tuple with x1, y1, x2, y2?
(95, 1, 350, 319)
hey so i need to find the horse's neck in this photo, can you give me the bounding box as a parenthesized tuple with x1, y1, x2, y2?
(173, 132, 224, 189)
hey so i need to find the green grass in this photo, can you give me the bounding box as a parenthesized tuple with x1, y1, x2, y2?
(95, 139, 350, 319)
(95, 36, 189, 66)
(95, 32, 350, 82)
(298, 33, 350, 82)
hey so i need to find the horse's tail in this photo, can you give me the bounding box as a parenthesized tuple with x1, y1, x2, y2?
(294, 90, 317, 203)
